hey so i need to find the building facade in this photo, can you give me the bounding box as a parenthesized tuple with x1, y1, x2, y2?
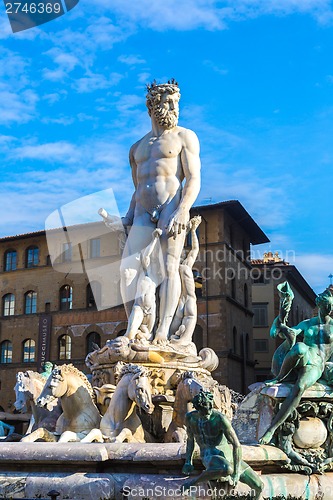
(251, 251, 317, 382)
(0, 201, 269, 411)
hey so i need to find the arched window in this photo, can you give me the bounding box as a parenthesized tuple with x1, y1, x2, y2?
(25, 291, 37, 314)
(0, 340, 12, 363)
(4, 250, 17, 271)
(58, 334, 71, 360)
(232, 327, 237, 354)
(86, 281, 101, 309)
(26, 246, 39, 268)
(193, 324, 204, 352)
(86, 332, 101, 354)
(23, 339, 35, 362)
(60, 285, 72, 311)
(2, 293, 15, 316)
(244, 284, 248, 308)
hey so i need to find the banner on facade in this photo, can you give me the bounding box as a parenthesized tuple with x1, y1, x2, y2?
(37, 314, 52, 371)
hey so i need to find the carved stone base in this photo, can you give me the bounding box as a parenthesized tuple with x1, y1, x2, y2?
(234, 380, 333, 473)
(86, 337, 224, 442)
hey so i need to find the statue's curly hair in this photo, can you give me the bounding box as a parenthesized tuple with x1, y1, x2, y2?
(192, 390, 214, 409)
(316, 288, 333, 307)
(146, 79, 180, 116)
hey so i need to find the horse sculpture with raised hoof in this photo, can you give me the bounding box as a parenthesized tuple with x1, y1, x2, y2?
(14, 371, 62, 435)
(82, 363, 154, 443)
(21, 364, 101, 443)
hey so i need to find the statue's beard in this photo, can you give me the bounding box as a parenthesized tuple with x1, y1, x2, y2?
(153, 106, 178, 129)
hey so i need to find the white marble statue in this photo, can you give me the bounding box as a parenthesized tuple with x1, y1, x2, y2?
(120, 80, 201, 345)
(170, 215, 201, 346)
(124, 228, 162, 341)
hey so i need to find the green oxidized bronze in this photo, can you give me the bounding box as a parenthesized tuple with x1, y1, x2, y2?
(260, 283, 333, 447)
(182, 390, 263, 498)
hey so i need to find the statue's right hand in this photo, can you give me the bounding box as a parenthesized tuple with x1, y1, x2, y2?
(182, 463, 194, 475)
(121, 216, 133, 227)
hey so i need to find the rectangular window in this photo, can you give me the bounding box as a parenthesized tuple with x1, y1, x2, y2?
(253, 303, 268, 327)
(90, 238, 100, 258)
(62, 243, 72, 262)
(254, 339, 269, 352)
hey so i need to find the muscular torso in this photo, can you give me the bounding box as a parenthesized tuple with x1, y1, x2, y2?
(132, 127, 185, 213)
(188, 410, 227, 450)
(302, 318, 333, 365)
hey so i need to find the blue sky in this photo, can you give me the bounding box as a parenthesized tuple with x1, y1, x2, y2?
(0, 0, 333, 293)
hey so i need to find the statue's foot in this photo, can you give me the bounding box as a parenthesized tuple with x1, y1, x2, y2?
(259, 430, 274, 445)
(152, 332, 169, 345)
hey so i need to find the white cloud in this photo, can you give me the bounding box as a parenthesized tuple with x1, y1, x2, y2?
(73, 72, 124, 93)
(118, 55, 146, 65)
(13, 141, 81, 163)
(294, 253, 333, 293)
(0, 89, 38, 124)
(42, 48, 80, 81)
(203, 60, 228, 75)
(41, 116, 75, 126)
(42, 91, 68, 105)
(90, 0, 333, 31)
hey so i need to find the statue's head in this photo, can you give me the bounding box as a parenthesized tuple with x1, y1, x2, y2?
(192, 390, 214, 413)
(43, 361, 53, 372)
(146, 79, 180, 129)
(316, 288, 333, 314)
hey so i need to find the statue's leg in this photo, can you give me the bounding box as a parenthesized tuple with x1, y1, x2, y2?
(58, 431, 80, 442)
(182, 456, 232, 492)
(260, 364, 321, 445)
(154, 223, 185, 343)
(124, 304, 144, 339)
(112, 427, 133, 443)
(81, 429, 104, 443)
(120, 213, 154, 317)
(266, 342, 309, 385)
(21, 428, 56, 442)
(239, 463, 264, 500)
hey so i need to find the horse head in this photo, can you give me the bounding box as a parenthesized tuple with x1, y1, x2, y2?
(128, 368, 154, 415)
(180, 371, 204, 402)
(37, 366, 65, 410)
